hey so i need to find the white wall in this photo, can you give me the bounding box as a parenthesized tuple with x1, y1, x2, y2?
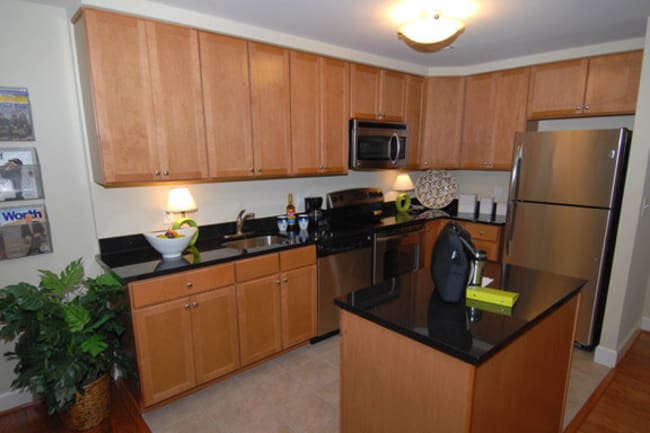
(0, 0, 100, 410)
(595, 18, 650, 367)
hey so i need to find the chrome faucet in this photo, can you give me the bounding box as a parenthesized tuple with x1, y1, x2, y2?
(235, 209, 255, 235)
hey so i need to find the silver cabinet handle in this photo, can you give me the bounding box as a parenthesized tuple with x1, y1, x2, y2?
(191, 301, 198, 308)
(257, 168, 262, 173)
(283, 277, 289, 283)
(184, 303, 190, 310)
(249, 167, 254, 173)
(274, 279, 281, 285)
(584, 105, 590, 111)
(154, 170, 161, 176)
(576, 106, 582, 112)
(186, 282, 193, 288)
(162, 169, 169, 176)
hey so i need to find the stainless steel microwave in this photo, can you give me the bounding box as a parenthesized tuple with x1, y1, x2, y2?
(350, 119, 408, 169)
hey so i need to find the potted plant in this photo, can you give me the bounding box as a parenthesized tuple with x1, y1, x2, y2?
(0, 259, 131, 430)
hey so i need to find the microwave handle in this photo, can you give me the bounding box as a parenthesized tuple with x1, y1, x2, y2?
(390, 133, 401, 166)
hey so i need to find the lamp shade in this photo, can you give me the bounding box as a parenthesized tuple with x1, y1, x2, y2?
(392, 173, 415, 192)
(398, 13, 465, 45)
(167, 187, 197, 213)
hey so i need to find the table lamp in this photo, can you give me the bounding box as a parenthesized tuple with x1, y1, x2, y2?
(392, 173, 414, 213)
(167, 187, 199, 245)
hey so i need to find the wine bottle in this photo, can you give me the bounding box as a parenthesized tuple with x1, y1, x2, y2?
(286, 193, 296, 230)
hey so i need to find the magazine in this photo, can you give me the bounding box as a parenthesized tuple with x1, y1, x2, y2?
(0, 148, 43, 202)
(0, 87, 35, 141)
(0, 204, 52, 260)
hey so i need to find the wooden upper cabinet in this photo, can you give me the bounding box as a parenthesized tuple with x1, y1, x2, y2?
(75, 9, 159, 184)
(320, 57, 350, 174)
(461, 67, 529, 170)
(290, 51, 321, 175)
(75, 9, 207, 184)
(527, 58, 589, 119)
(350, 63, 407, 120)
(249, 42, 292, 177)
(291, 53, 349, 175)
(404, 74, 424, 169)
(419, 76, 466, 169)
(146, 21, 207, 180)
(350, 63, 381, 119)
(380, 70, 407, 121)
(528, 50, 642, 119)
(584, 51, 642, 115)
(199, 32, 254, 179)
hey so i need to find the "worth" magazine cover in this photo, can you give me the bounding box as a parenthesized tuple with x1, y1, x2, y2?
(0, 205, 52, 260)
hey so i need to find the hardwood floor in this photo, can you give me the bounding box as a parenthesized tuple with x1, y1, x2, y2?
(565, 331, 650, 433)
(0, 380, 151, 433)
(1, 332, 647, 433)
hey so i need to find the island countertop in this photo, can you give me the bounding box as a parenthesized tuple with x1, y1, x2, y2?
(334, 265, 585, 365)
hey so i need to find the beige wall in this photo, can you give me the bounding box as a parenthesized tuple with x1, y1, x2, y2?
(0, 0, 100, 410)
(0, 0, 648, 410)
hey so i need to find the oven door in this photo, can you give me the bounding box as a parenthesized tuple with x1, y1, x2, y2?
(373, 224, 425, 284)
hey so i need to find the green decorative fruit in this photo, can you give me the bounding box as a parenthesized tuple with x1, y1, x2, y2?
(172, 218, 199, 246)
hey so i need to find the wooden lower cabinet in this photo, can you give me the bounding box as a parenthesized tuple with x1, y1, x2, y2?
(340, 294, 579, 433)
(236, 274, 283, 366)
(281, 265, 317, 348)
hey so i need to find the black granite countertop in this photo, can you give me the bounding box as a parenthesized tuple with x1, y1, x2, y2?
(97, 200, 506, 284)
(334, 265, 584, 365)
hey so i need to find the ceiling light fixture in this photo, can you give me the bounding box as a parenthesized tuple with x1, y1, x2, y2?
(398, 10, 465, 45)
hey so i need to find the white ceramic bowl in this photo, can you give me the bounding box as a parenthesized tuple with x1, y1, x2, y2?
(143, 227, 197, 259)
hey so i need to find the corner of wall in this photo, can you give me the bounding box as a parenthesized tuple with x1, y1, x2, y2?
(642, 316, 650, 331)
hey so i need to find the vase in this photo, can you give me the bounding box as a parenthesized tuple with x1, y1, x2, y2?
(59, 374, 111, 431)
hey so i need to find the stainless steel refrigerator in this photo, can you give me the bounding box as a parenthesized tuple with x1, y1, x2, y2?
(503, 128, 631, 349)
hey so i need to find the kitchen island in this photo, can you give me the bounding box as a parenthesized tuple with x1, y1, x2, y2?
(335, 266, 584, 433)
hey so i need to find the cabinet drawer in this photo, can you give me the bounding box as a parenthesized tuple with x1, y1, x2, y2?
(474, 239, 500, 262)
(130, 263, 235, 309)
(280, 245, 316, 271)
(459, 222, 500, 242)
(236, 253, 279, 282)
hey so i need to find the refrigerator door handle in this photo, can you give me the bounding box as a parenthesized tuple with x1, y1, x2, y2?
(505, 144, 524, 255)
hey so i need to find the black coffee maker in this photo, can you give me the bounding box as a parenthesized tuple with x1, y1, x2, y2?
(304, 197, 323, 225)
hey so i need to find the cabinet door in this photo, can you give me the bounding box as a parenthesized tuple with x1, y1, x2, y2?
(290, 51, 321, 175)
(281, 265, 317, 348)
(191, 286, 240, 384)
(527, 58, 589, 119)
(584, 51, 642, 116)
(236, 275, 283, 366)
(461, 73, 495, 169)
(350, 63, 381, 119)
(380, 70, 407, 121)
(490, 67, 530, 169)
(200, 32, 254, 179)
(146, 21, 207, 180)
(420, 77, 465, 169)
(133, 298, 195, 406)
(79, 9, 159, 184)
(321, 57, 350, 174)
(249, 42, 292, 177)
(404, 75, 424, 169)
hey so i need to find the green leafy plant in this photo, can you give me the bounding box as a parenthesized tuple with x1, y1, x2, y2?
(0, 259, 131, 414)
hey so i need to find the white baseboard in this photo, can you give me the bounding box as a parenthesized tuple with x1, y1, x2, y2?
(594, 345, 617, 367)
(0, 390, 33, 412)
(642, 316, 650, 331)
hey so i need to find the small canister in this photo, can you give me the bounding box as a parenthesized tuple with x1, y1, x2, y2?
(298, 214, 309, 230)
(276, 215, 288, 232)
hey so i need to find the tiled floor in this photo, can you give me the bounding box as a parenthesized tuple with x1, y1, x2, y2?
(144, 336, 609, 433)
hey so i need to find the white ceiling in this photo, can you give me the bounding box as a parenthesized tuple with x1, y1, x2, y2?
(27, 0, 650, 67)
(143, 0, 650, 67)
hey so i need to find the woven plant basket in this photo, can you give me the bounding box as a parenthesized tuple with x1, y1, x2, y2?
(59, 374, 111, 431)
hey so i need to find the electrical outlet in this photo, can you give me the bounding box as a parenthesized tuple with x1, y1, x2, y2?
(163, 209, 173, 226)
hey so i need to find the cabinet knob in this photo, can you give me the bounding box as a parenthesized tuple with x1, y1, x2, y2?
(320, 165, 325, 170)
(191, 301, 198, 308)
(584, 105, 591, 111)
(186, 282, 193, 288)
(274, 279, 281, 285)
(154, 170, 161, 176)
(283, 277, 289, 283)
(249, 167, 254, 173)
(257, 168, 262, 173)
(576, 106, 582, 112)
(184, 303, 190, 310)
(162, 169, 169, 176)
(479, 231, 485, 235)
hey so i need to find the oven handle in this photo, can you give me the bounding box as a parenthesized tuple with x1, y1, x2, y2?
(374, 226, 425, 242)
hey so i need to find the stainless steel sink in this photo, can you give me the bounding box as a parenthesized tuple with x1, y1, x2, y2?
(221, 235, 287, 250)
